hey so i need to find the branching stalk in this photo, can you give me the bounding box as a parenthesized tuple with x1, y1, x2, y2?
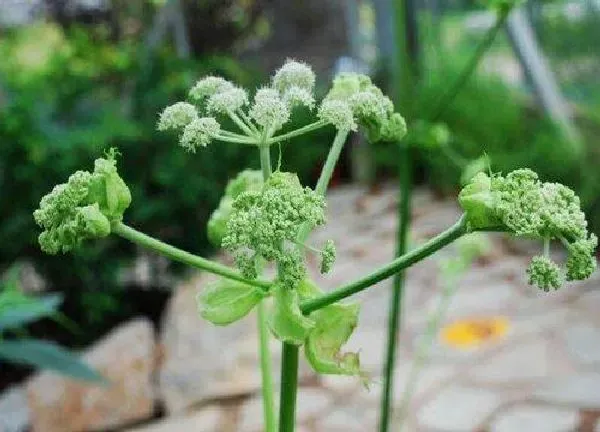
(301, 216, 468, 314)
(268, 120, 328, 145)
(111, 222, 270, 290)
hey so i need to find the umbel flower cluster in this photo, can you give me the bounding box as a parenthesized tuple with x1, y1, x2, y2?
(459, 169, 597, 291)
(34, 151, 131, 254)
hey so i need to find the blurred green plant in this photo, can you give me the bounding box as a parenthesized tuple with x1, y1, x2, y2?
(0, 266, 104, 382)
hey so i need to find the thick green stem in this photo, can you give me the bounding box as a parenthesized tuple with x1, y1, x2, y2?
(257, 302, 277, 432)
(278, 343, 299, 432)
(257, 141, 276, 432)
(301, 216, 468, 314)
(429, 7, 511, 123)
(111, 222, 270, 290)
(214, 134, 256, 145)
(268, 120, 328, 145)
(297, 129, 350, 242)
(379, 144, 412, 432)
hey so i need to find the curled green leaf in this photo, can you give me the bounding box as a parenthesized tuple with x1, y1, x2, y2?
(268, 284, 314, 345)
(197, 279, 266, 326)
(458, 172, 499, 230)
(305, 302, 362, 376)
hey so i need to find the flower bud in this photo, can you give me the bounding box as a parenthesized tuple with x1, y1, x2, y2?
(566, 235, 598, 281)
(207, 87, 248, 114)
(189, 76, 234, 102)
(320, 240, 336, 274)
(157, 102, 198, 131)
(318, 99, 357, 131)
(527, 255, 563, 292)
(272, 60, 316, 93)
(180, 117, 221, 152)
(250, 88, 290, 132)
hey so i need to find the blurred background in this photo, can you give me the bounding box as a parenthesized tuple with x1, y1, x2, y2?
(0, 0, 599, 431)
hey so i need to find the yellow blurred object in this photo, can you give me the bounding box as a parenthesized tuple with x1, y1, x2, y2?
(441, 316, 509, 349)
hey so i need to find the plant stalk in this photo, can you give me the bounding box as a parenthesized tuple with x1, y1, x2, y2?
(111, 223, 270, 290)
(301, 215, 468, 314)
(278, 343, 300, 432)
(258, 143, 276, 432)
(268, 120, 328, 145)
(379, 144, 412, 431)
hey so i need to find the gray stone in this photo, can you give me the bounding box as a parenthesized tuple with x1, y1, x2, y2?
(534, 373, 600, 408)
(563, 323, 600, 365)
(125, 406, 222, 432)
(318, 410, 366, 431)
(27, 317, 155, 432)
(471, 339, 553, 384)
(0, 386, 29, 432)
(490, 405, 579, 432)
(418, 385, 503, 431)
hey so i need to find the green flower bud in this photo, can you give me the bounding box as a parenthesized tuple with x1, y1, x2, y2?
(272, 59, 316, 93)
(268, 283, 315, 345)
(527, 255, 563, 292)
(320, 240, 336, 274)
(278, 248, 306, 290)
(197, 279, 266, 326)
(34, 153, 130, 254)
(380, 112, 408, 142)
(234, 252, 259, 280)
(318, 99, 357, 131)
(250, 87, 290, 132)
(157, 102, 198, 131)
(282, 86, 315, 110)
(180, 117, 221, 152)
(458, 172, 500, 229)
(87, 156, 132, 222)
(566, 235, 598, 281)
(189, 76, 234, 103)
(305, 302, 362, 376)
(207, 170, 264, 247)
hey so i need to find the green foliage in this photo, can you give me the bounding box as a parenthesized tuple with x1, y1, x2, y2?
(0, 266, 104, 382)
(197, 279, 266, 325)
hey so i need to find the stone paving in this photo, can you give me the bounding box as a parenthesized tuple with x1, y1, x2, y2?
(6, 183, 600, 432)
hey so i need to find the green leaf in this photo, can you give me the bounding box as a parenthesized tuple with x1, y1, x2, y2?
(0, 293, 63, 332)
(197, 279, 265, 326)
(305, 302, 362, 376)
(458, 172, 500, 229)
(268, 284, 314, 345)
(0, 340, 106, 383)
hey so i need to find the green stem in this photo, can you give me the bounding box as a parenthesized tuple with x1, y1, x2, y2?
(214, 134, 256, 145)
(278, 343, 299, 432)
(268, 120, 328, 145)
(297, 129, 350, 242)
(301, 215, 468, 314)
(257, 142, 276, 432)
(228, 110, 256, 137)
(238, 108, 260, 135)
(379, 144, 412, 432)
(257, 302, 277, 432)
(429, 7, 511, 123)
(112, 222, 270, 290)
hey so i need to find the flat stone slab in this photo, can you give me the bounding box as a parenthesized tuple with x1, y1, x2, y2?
(490, 405, 579, 432)
(418, 385, 503, 431)
(125, 407, 222, 432)
(534, 372, 600, 408)
(563, 323, 600, 366)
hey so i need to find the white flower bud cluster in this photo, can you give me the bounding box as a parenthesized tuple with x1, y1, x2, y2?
(157, 101, 220, 152)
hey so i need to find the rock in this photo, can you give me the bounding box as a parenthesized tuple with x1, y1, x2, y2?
(418, 385, 503, 431)
(490, 405, 579, 432)
(125, 406, 223, 432)
(158, 274, 315, 414)
(27, 317, 155, 432)
(534, 372, 600, 408)
(318, 410, 366, 431)
(0, 386, 29, 432)
(562, 323, 600, 366)
(470, 339, 554, 384)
